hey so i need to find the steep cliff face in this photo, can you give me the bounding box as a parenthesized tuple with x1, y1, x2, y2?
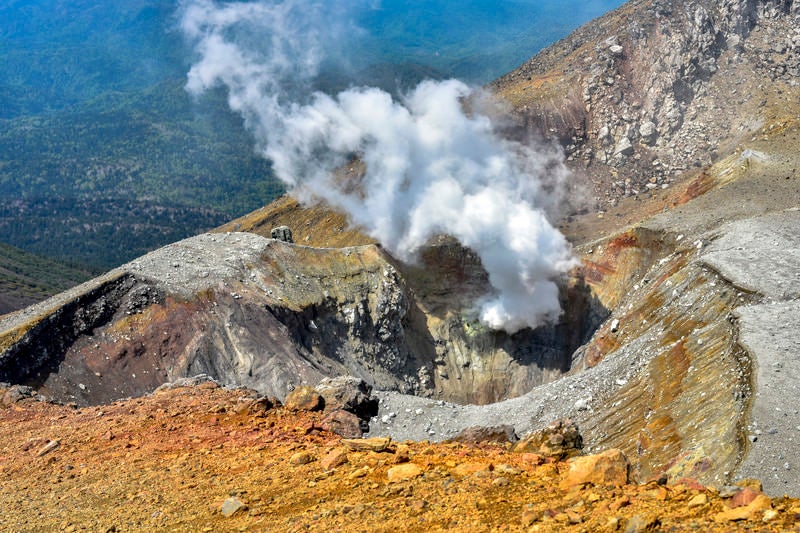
(492, 0, 800, 209)
(0, 229, 597, 406)
(0, 236, 414, 401)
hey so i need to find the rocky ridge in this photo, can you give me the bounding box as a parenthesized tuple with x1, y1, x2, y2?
(493, 0, 800, 209)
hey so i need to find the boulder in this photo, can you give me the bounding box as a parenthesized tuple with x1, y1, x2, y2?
(560, 448, 630, 489)
(283, 386, 324, 411)
(315, 376, 378, 419)
(270, 225, 293, 243)
(341, 436, 392, 452)
(321, 409, 364, 438)
(233, 396, 275, 417)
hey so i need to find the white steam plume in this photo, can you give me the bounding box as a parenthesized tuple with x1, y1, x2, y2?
(180, 0, 578, 333)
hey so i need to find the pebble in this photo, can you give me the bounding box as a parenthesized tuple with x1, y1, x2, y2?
(348, 466, 370, 480)
(387, 463, 422, 483)
(37, 440, 61, 457)
(289, 451, 315, 465)
(220, 496, 247, 517)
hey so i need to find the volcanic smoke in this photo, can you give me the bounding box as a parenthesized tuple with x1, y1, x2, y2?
(180, 0, 577, 333)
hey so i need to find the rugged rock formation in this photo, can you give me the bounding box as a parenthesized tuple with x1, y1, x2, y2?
(492, 0, 800, 209)
(0, 228, 598, 407)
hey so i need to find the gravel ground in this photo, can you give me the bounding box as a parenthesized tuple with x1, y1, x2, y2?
(702, 211, 800, 496)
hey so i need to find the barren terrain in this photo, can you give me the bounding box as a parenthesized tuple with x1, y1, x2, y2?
(2, 381, 799, 532)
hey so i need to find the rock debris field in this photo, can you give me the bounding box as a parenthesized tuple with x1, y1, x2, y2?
(1, 380, 800, 532)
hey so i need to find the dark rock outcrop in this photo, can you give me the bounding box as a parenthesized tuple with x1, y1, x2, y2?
(314, 376, 378, 419)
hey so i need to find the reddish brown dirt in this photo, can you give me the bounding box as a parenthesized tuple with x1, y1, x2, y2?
(1, 383, 798, 532)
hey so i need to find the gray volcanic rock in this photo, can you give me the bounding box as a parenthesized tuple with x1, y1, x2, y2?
(492, 0, 800, 208)
(0, 234, 428, 403)
(315, 376, 378, 419)
(0, 230, 593, 407)
(367, 156, 800, 496)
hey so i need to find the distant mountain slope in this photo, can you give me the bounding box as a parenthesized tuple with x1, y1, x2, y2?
(0, 0, 184, 118)
(0, 242, 91, 315)
(0, 0, 624, 270)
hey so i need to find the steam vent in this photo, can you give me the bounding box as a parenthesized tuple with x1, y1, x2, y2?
(3, 0, 800, 529)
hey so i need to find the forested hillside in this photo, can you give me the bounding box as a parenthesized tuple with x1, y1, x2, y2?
(0, 241, 91, 314)
(0, 0, 622, 273)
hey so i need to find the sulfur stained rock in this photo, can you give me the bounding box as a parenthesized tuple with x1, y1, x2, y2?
(341, 437, 391, 453)
(284, 386, 324, 412)
(1, 383, 800, 531)
(521, 504, 540, 527)
(730, 487, 763, 508)
(320, 448, 349, 471)
(713, 494, 772, 522)
(387, 463, 422, 483)
(289, 451, 315, 465)
(560, 448, 629, 489)
(513, 419, 582, 459)
(687, 493, 708, 508)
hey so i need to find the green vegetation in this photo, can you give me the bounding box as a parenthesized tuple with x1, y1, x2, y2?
(0, 241, 92, 314)
(0, 0, 624, 280)
(0, 196, 231, 271)
(0, 81, 283, 216)
(0, 80, 285, 270)
(0, 1, 285, 277)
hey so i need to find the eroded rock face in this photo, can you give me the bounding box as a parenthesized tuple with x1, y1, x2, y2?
(492, 0, 800, 208)
(0, 235, 428, 403)
(0, 232, 594, 406)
